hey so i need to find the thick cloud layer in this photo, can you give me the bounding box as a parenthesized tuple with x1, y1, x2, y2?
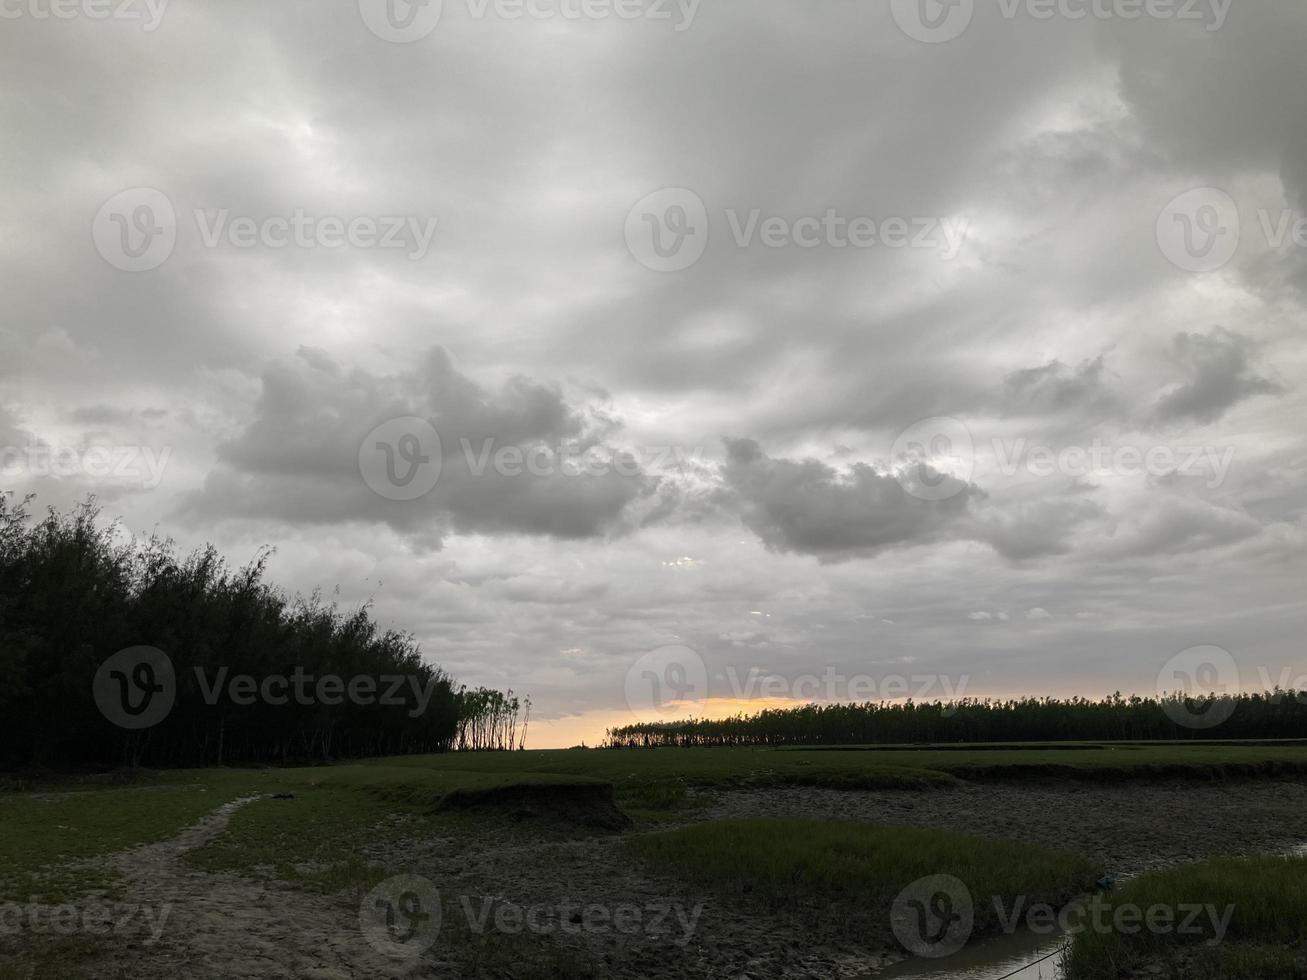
(183, 347, 654, 545)
(2, 1, 1305, 745)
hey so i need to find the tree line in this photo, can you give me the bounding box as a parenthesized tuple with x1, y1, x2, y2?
(603, 692, 1307, 748)
(0, 495, 527, 770)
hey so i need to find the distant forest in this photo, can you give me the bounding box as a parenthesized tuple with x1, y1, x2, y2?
(603, 693, 1307, 748)
(0, 495, 527, 770)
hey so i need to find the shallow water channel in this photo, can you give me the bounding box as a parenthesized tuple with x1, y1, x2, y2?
(873, 930, 1070, 979)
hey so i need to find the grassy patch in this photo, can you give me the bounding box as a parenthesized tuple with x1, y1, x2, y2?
(0, 776, 255, 902)
(629, 817, 1095, 947)
(185, 765, 623, 891)
(375, 743, 1307, 792)
(1066, 855, 1307, 980)
(182, 781, 396, 894)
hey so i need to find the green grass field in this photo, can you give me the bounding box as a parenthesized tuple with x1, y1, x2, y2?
(377, 741, 1307, 789)
(4, 741, 1307, 978)
(629, 818, 1096, 946)
(6, 741, 1307, 903)
(1065, 854, 1307, 979)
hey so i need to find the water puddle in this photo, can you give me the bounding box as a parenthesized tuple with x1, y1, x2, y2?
(872, 927, 1069, 979)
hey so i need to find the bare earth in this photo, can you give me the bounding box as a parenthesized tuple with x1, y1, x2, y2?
(10, 779, 1307, 979)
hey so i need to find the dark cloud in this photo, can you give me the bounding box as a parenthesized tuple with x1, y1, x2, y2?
(1153, 328, 1283, 426)
(716, 438, 978, 560)
(182, 347, 652, 546)
(1003, 355, 1116, 416)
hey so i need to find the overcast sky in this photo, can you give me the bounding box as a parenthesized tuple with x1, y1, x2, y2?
(3, 0, 1305, 745)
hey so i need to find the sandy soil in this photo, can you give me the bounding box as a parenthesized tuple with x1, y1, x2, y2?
(7, 779, 1307, 978)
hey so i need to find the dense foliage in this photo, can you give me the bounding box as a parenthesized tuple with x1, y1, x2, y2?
(604, 692, 1307, 748)
(0, 495, 526, 769)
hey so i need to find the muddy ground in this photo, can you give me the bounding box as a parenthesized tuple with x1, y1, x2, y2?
(6, 779, 1307, 979)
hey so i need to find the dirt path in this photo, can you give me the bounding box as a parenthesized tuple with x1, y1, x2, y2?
(11, 796, 418, 979)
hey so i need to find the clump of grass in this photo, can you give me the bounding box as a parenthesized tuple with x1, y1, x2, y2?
(629, 818, 1095, 946)
(1066, 855, 1307, 979)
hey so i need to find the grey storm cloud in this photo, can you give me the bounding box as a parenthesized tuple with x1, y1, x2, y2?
(716, 438, 1106, 564)
(181, 347, 654, 545)
(1003, 356, 1116, 417)
(1153, 328, 1283, 426)
(717, 437, 978, 559)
